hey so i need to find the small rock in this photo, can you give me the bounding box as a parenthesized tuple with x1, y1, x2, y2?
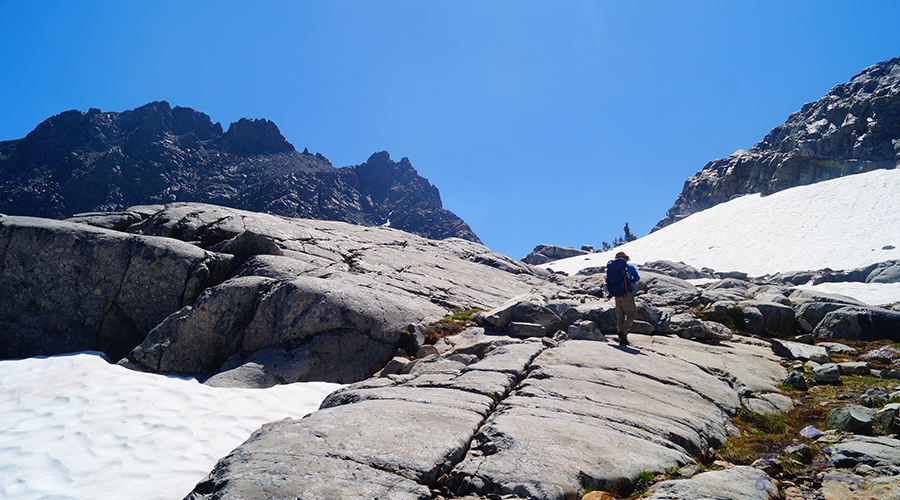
(379, 357, 412, 377)
(677, 464, 702, 478)
(819, 342, 859, 356)
(507, 322, 546, 338)
(856, 464, 875, 475)
(861, 388, 890, 407)
(417, 345, 440, 358)
(814, 363, 841, 384)
(784, 372, 809, 391)
(809, 352, 832, 364)
(751, 458, 782, 477)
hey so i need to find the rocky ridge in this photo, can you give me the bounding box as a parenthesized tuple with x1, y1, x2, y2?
(0, 101, 479, 242)
(655, 57, 900, 231)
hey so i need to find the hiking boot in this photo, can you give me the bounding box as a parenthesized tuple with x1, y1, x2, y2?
(617, 333, 629, 346)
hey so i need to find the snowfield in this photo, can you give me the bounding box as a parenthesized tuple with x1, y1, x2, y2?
(545, 168, 900, 305)
(0, 353, 339, 500)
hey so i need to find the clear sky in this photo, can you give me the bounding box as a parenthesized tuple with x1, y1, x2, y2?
(2, 1, 899, 259)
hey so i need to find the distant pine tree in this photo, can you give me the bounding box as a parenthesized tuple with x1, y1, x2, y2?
(603, 223, 637, 250)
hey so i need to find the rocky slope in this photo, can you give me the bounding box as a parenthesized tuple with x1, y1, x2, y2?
(654, 57, 900, 231)
(5, 204, 900, 499)
(0, 101, 479, 242)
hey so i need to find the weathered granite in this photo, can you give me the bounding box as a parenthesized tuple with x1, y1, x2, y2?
(184, 334, 786, 499)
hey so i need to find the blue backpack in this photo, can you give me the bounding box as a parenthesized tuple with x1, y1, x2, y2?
(605, 258, 629, 297)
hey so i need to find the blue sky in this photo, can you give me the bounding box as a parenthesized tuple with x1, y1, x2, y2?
(2, 1, 899, 259)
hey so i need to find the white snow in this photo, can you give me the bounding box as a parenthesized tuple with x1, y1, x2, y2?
(0, 352, 339, 500)
(545, 168, 900, 305)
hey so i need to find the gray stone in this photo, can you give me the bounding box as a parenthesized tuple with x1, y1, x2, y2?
(416, 345, 440, 358)
(814, 363, 842, 384)
(770, 339, 829, 361)
(796, 301, 860, 330)
(637, 271, 699, 303)
(669, 314, 734, 341)
(813, 306, 900, 342)
(507, 322, 546, 338)
(630, 320, 655, 334)
(378, 356, 413, 377)
(676, 464, 702, 478)
(739, 300, 796, 337)
(827, 406, 874, 434)
(512, 298, 564, 334)
(830, 435, 900, 467)
(868, 261, 900, 284)
(861, 388, 891, 407)
(819, 342, 859, 356)
(784, 371, 809, 391)
(567, 320, 604, 341)
(744, 393, 795, 414)
(643, 466, 779, 500)
(640, 260, 712, 280)
(399, 323, 427, 356)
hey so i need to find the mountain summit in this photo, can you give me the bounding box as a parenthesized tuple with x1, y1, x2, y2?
(0, 101, 479, 242)
(654, 57, 900, 231)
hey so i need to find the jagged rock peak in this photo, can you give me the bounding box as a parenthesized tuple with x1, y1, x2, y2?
(220, 117, 294, 156)
(654, 57, 900, 231)
(0, 103, 480, 243)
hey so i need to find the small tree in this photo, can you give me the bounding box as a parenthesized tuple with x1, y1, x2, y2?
(623, 223, 637, 243)
(604, 223, 637, 250)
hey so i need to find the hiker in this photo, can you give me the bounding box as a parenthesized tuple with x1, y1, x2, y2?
(605, 251, 640, 346)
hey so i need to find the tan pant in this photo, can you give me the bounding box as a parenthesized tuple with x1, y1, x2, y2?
(615, 292, 636, 334)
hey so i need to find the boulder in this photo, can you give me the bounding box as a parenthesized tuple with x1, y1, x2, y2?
(642, 466, 779, 500)
(699, 279, 750, 305)
(507, 322, 546, 338)
(814, 363, 842, 384)
(739, 300, 796, 337)
(829, 435, 900, 467)
(637, 271, 699, 303)
(827, 406, 874, 434)
(567, 320, 604, 341)
(0, 216, 236, 360)
(562, 301, 618, 334)
(770, 339, 829, 362)
(640, 260, 712, 280)
(796, 301, 857, 330)
(813, 306, 900, 342)
(784, 372, 809, 391)
(867, 260, 900, 284)
(818, 341, 859, 356)
(669, 314, 734, 341)
(512, 297, 564, 334)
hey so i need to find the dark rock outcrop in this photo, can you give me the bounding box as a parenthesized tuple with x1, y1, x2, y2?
(655, 57, 900, 231)
(0, 101, 480, 242)
(0, 203, 547, 383)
